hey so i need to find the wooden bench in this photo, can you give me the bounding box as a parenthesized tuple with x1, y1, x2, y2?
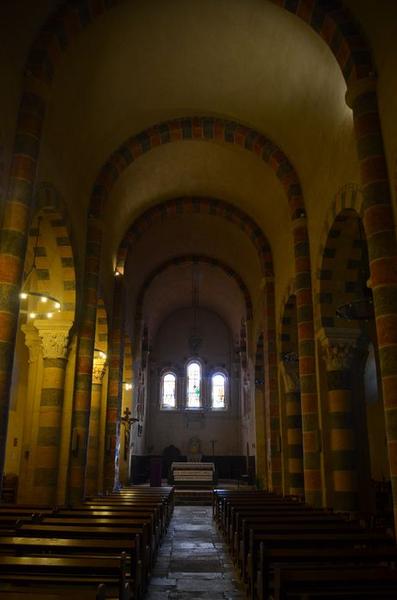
(237, 516, 368, 575)
(257, 544, 397, 600)
(17, 523, 151, 576)
(273, 565, 397, 599)
(0, 554, 130, 600)
(0, 486, 174, 598)
(213, 489, 397, 600)
(247, 530, 394, 598)
(0, 535, 142, 598)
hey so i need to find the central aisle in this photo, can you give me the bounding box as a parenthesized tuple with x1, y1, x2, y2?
(145, 505, 246, 599)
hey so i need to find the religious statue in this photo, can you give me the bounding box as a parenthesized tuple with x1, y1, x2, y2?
(187, 436, 202, 462)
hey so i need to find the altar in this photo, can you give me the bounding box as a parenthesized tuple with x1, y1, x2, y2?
(169, 461, 217, 488)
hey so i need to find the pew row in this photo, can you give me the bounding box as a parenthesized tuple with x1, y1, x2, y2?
(213, 489, 397, 600)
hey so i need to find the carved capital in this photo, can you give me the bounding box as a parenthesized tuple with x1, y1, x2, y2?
(35, 320, 73, 359)
(22, 324, 41, 363)
(93, 357, 106, 384)
(318, 328, 366, 372)
(345, 75, 377, 109)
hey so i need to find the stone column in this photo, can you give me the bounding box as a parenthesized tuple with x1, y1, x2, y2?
(281, 357, 304, 497)
(103, 278, 125, 493)
(85, 357, 106, 497)
(263, 278, 282, 492)
(319, 329, 362, 512)
(18, 324, 42, 503)
(0, 78, 48, 492)
(346, 75, 397, 526)
(68, 216, 102, 504)
(33, 320, 71, 504)
(292, 216, 322, 507)
(254, 382, 267, 489)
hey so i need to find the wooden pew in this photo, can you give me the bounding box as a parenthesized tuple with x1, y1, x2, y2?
(15, 522, 151, 587)
(229, 507, 342, 548)
(247, 530, 394, 598)
(237, 516, 368, 576)
(273, 565, 397, 599)
(257, 544, 397, 600)
(51, 509, 161, 548)
(0, 535, 142, 598)
(0, 486, 174, 598)
(0, 554, 130, 600)
(213, 489, 397, 600)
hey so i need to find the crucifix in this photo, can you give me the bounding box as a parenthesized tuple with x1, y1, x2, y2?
(121, 407, 139, 460)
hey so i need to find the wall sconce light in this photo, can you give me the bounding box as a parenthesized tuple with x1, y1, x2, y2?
(19, 217, 62, 320)
(94, 348, 107, 361)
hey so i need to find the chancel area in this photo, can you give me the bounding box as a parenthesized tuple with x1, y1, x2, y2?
(1, 0, 397, 598)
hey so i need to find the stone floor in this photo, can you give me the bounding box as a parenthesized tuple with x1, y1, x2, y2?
(144, 506, 246, 599)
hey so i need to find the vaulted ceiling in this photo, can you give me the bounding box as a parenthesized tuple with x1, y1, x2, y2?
(2, 0, 395, 341)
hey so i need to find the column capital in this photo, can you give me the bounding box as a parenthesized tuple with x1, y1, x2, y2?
(93, 357, 107, 384)
(317, 327, 366, 371)
(34, 320, 73, 359)
(345, 75, 377, 109)
(22, 323, 42, 363)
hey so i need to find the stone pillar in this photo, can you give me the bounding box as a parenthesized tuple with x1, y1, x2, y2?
(33, 320, 71, 504)
(68, 216, 102, 504)
(103, 278, 125, 493)
(263, 278, 282, 492)
(85, 357, 106, 497)
(0, 79, 48, 492)
(319, 329, 362, 512)
(254, 383, 267, 489)
(18, 324, 42, 503)
(292, 216, 322, 507)
(281, 357, 304, 497)
(346, 76, 397, 526)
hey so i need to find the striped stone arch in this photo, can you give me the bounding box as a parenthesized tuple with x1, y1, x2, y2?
(280, 288, 298, 357)
(117, 197, 273, 277)
(317, 208, 368, 331)
(91, 116, 305, 221)
(134, 254, 253, 323)
(25, 0, 372, 85)
(279, 280, 296, 349)
(314, 183, 363, 330)
(25, 183, 76, 318)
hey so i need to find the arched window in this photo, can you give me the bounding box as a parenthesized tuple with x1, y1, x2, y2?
(211, 372, 226, 409)
(161, 372, 177, 408)
(186, 361, 201, 408)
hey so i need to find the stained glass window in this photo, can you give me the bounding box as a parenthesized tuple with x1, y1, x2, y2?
(187, 362, 201, 408)
(212, 373, 226, 408)
(162, 372, 176, 408)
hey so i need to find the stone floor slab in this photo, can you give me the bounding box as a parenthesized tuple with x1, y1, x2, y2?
(144, 505, 245, 599)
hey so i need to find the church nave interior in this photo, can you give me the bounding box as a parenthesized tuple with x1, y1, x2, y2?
(1, 0, 397, 598)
